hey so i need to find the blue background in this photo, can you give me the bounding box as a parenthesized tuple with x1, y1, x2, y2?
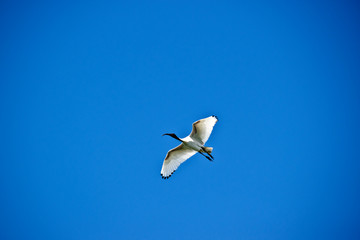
(1, 1, 360, 239)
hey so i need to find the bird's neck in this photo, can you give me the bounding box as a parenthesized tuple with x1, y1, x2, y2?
(164, 133, 182, 142)
(171, 134, 182, 142)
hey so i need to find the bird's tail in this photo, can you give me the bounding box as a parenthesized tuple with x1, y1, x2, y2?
(202, 147, 213, 154)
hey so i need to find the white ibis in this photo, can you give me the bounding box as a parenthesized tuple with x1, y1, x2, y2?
(161, 115, 218, 179)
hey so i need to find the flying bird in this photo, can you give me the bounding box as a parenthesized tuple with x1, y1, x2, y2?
(161, 115, 218, 179)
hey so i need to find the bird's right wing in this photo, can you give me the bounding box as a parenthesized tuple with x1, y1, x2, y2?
(161, 144, 197, 179)
(190, 115, 218, 145)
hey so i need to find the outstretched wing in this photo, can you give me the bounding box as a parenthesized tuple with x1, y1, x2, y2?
(161, 144, 197, 179)
(190, 115, 218, 145)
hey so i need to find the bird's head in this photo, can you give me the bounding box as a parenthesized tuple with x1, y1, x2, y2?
(162, 133, 182, 142)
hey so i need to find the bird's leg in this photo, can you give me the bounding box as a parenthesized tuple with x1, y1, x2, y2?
(201, 147, 214, 160)
(198, 151, 213, 161)
(207, 152, 214, 160)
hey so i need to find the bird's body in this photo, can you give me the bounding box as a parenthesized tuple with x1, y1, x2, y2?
(181, 136, 203, 151)
(161, 115, 218, 179)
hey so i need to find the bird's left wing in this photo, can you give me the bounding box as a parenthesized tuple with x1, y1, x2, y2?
(190, 115, 218, 145)
(161, 144, 197, 179)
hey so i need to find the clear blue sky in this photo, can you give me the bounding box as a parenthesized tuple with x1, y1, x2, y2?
(1, 1, 360, 239)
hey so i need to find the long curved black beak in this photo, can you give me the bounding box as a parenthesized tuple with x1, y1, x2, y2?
(162, 133, 182, 142)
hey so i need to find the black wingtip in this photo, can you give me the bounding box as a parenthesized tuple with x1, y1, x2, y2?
(212, 115, 218, 120)
(161, 174, 173, 179)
